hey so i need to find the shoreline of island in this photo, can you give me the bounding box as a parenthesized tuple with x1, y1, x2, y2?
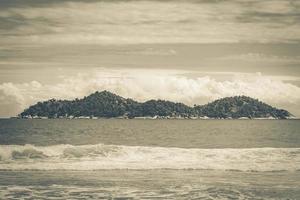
(11, 115, 298, 120)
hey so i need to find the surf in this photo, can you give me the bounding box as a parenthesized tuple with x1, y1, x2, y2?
(0, 143, 299, 171)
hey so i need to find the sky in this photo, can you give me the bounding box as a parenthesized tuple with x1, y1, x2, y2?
(0, 0, 300, 117)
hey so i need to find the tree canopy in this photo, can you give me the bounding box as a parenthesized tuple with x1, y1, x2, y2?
(20, 91, 292, 119)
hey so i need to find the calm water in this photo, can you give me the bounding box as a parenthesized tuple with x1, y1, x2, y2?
(0, 119, 299, 199)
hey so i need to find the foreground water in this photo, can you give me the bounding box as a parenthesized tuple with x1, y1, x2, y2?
(0, 119, 299, 199)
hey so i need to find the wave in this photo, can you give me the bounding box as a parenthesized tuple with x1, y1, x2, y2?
(0, 144, 299, 171)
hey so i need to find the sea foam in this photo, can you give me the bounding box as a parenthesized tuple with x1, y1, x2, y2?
(0, 144, 299, 171)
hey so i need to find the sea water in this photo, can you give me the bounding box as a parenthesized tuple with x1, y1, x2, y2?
(0, 119, 299, 199)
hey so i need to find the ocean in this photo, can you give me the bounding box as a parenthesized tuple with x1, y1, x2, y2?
(0, 119, 299, 199)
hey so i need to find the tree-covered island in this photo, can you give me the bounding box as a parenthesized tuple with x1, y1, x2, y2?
(19, 91, 293, 119)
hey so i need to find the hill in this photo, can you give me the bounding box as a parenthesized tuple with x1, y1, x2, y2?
(19, 91, 293, 119)
(194, 96, 291, 119)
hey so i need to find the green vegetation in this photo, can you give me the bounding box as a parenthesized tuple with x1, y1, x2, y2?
(19, 91, 292, 119)
(194, 96, 291, 119)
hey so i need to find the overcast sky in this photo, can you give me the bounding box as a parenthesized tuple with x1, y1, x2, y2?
(0, 0, 300, 117)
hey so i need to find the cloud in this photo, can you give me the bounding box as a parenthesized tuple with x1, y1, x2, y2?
(1, 0, 300, 45)
(1, 69, 300, 117)
(217, 53, 300, 64)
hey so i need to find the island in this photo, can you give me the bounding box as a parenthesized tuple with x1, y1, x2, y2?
(19, 90, 293, 119)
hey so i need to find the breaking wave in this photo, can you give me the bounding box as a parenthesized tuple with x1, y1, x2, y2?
(0, 144, 299, 171)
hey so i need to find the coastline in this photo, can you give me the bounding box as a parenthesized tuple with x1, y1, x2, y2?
(9, 116, 299, 120)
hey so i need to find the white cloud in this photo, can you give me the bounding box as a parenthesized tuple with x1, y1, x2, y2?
(0, 69, 300, 117)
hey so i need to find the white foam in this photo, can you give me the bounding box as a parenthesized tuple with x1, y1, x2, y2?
(0, 144, 299, 171)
